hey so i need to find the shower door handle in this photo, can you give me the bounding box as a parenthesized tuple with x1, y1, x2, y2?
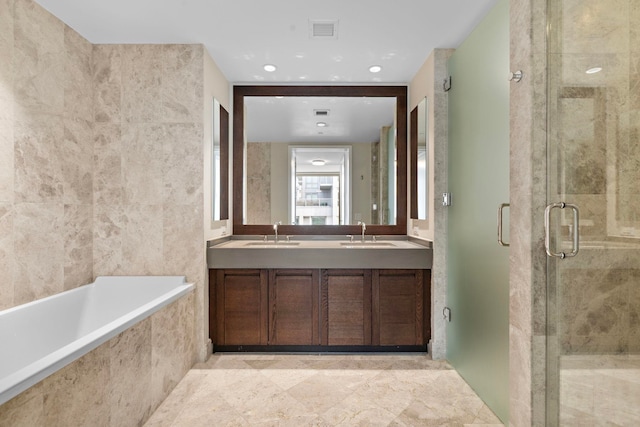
(497, 203, 510, 247)
(544, 202, 580, 258)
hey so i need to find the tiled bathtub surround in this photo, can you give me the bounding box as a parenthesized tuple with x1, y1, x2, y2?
(0, 0, 211, 423)
(0, 293, 195, 427)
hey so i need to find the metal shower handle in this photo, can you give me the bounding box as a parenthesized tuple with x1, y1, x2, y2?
(544, 202, 580, 258)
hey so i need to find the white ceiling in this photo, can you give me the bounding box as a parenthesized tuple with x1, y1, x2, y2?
(34, 0, 498, 84)
(245, 96, 396, 143)
(35, 0, 498, 143)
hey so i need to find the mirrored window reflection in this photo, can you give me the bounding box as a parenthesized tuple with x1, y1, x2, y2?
(288, 146, 351, 225)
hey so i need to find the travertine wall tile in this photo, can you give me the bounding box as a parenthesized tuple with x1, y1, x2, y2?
(162, 45, 203, 123)
(0, 0, 14, 204)
(163, 204, 204, 278)
(0, 381, 44, 427)
(162, 123, 204, 206)
(509, 0, 549, 425)
(63, 204, 93, 290)
(0, 204, 13, 311)
(64, 25, 93, 122)
(121, 204, 163, 275)
(562, 0, 629, 55)
(43, 344, 110, 427)
(93, 204, 125, 277)
(62, 118, 93, 205)
(13, 0, 64, 115)
(121, 45, 163, 123)
(430, 48, 453, 360)
(93, 123, 123, 205)
(151, 296, 195, 410)
(1, 0, 94, 312)
(122, 124, 164, 204)
(1, 1, 202, 424)
(14, 115, 64, 203)
(93, 45, 122, 123)
(12, 202, 64, 305)
(109, 317, 153, 427)
(246, 142, 271, 224)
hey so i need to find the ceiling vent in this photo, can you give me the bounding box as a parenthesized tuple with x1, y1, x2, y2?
(314, 109, 330, 116)
(309, 20, 339, 39)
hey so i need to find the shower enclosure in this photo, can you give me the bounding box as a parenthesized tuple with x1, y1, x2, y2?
(545, 0, 640, 424)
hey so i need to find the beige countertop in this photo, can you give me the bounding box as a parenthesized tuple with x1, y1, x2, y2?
(207, 237, 432, 269)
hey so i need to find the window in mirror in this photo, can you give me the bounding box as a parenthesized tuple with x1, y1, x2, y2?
(411, 97, 428, 220)
(288, 146, 351, 225)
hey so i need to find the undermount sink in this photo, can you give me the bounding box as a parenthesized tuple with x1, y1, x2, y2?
(244, 242, 300, 247)
(340, 242, 396, 248)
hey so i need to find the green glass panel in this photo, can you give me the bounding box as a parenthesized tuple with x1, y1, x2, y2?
(446, 0, 509, 423)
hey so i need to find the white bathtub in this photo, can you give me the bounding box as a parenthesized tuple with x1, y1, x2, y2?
(0, 276, 194, 406)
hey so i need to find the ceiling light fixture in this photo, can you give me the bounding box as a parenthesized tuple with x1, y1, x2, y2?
(311, 159, 326, 166)
(585, 67, 602, 74)
(263, 64, 277, 72)
(316, 122, 327, 127)
(369, 65, 382, 73)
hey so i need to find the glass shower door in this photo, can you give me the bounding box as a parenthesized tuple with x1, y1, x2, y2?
(546, 1, 640, 424)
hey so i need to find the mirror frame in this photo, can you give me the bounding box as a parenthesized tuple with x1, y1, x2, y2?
(233, 85, 408, 235)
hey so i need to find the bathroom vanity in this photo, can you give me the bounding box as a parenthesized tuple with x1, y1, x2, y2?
(207, 238, 432, 352)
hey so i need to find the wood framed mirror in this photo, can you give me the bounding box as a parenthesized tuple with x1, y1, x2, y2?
(233, 85, 408, 235)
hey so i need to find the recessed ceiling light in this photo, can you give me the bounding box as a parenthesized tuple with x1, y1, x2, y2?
(311, 159, 326, 166)
(316, 122, 327, 127)
(369, 65, 382, 73)
(586, 67, 602, 74)
(275, 96, 284, 99)
(263, 64, 277, 72)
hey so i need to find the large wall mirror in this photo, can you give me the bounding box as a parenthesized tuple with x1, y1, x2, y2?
(233, 85, 407, 235)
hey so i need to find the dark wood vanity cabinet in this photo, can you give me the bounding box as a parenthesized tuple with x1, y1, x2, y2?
(210, 268, 430, 351)
(373, 269, 427, 346)
(212, 269, 268, 345)
(269, 269, 319, 345)
(321, 269, 372, 346)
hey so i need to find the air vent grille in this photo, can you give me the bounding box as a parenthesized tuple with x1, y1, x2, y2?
(314, 109, 330, 116)
(309, 20, 339, 39)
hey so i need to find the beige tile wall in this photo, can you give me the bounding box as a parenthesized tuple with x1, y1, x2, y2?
(0, 0, 94, 311)
(0, 0, 209, 424)
(509, 0, 549, 425)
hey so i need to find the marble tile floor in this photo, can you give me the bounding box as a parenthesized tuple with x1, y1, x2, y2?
(559, 355, 640, 426)
(145, 353, 503, 427)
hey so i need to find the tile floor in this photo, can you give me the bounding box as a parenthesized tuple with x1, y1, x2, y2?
(145, 353, 504, 426)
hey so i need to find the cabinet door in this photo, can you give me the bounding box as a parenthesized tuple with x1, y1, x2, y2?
(321, 269, 372, 346)
(269, 269, 319, 345)
(373, 269, 426, 346)
(216, 269, 268, 345)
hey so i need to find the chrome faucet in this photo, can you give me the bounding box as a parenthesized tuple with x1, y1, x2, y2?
(273, 221, 282, 243)
(357, 221, 366, 242)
